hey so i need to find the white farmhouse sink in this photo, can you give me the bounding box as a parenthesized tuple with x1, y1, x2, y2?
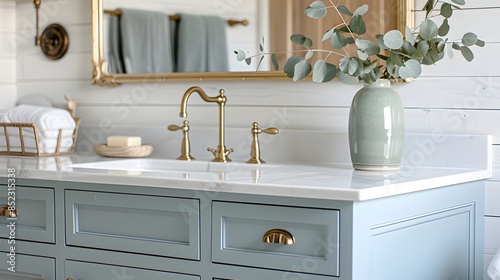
(71, 158, 277, 174)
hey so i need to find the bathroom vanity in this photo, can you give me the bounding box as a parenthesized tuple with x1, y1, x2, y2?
(0, 135, 492, 280)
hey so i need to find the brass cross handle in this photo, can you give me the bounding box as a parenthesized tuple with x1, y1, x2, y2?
(247, 122, 279, 164)
(168, 120, 195, 161)
(262, 229, 295, 245)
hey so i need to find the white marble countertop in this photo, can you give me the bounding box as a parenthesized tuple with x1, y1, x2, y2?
(0, 134, 492, 201)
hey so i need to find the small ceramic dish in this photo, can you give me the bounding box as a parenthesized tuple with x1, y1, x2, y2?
(94, 144, 153, 158)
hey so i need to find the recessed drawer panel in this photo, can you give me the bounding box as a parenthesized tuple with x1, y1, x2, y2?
(66, 260, 199, 280)
(65, 190, 200, 260)
(212, 202, 340, 276)
(0, 253, 55, 280)
(0, 186, 55, 243)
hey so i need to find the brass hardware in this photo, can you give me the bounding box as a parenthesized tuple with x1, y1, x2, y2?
(0, 205, 18, 218)
(262, 229, 295, 245)
(104, 9, 249, 26)
(247, 122, 279, 164)
(179, 86, 233, 162)
(168, 120, 195, 161)
(34, 0, 41, 46)
(33, 1, 70, 60)
(40, 24, 70, 60)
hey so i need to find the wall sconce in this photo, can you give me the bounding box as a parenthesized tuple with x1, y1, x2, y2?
(33, 0, 69, 60)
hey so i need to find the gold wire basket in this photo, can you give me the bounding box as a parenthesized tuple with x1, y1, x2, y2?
(0, 95, 81, 157)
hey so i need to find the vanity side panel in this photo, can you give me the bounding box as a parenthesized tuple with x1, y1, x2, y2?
(351, 181, 484, 280)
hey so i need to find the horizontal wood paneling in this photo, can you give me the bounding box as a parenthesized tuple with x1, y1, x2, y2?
(486, 182, 500, 217)
(17, 53, 91, 81)
(485, 217, 500, 255)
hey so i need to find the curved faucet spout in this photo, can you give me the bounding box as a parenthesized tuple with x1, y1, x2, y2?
(179, 86, 221, 118)
(178, 86, 232, 162)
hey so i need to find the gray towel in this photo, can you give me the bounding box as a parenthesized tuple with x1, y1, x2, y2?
(119, 8, 174, 74)
(107, 15, 125, 74)
(177, 14, 229, 72)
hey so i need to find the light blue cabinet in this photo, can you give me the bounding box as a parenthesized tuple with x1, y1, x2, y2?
(0, 253, 55, 280)
(0, 178, 485, 280)
(0, 186, 55, 243)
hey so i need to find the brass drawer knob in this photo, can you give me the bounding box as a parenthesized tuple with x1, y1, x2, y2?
(0, 205, 17, 218)
(262, 229, 295, 245)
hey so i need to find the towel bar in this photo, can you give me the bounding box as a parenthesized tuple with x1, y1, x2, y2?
(104, 9, 249, 26)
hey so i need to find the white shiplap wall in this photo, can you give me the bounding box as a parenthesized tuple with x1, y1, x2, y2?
(11, 0, 500, 278)
(0, 0, 16, 111)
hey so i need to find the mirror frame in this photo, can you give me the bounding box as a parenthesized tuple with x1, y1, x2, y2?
(91, 0, 414, 86)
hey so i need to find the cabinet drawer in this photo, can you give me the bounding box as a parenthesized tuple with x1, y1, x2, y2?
(65, 260, 199, 280)
(212, 202, 340, 277)
(65, 190, 200, 260)
(0, 253, 55, 280)
(0, 186, 55, 243)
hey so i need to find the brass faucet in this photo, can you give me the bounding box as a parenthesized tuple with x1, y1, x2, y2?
(179, 86, 233, 162)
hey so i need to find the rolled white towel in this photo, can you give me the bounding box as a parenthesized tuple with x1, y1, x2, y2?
(1, 105, 76, 138)
(489, 249, 500, 280)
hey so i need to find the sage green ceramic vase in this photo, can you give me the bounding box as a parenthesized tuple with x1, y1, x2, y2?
(348, 79, 405, 171)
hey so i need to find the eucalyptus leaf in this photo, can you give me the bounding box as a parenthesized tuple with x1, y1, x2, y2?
(259, 43, 264, 52)
(476, 39, 486, 47)
(305, 50, 314, 60)
(376, 34, 388, 49)
(383, 30, 404, 49)
(361, 71, 377, 84)
(293, 60, 312, 81)
(312, 60, 327, 83)
(402, 41, 417, 56)
(256, 55, 265, 70)
(245, 57, 252, 65)
(460, 46, 474, 62)
(331, 30, 348, 49)
(348, 58, 359, 75)
(438, 19, 450, 36)
(446, 43, 454, 59)
(322, 63, 339, 82)
(271, 54, 279, 71)
(322, 29, 334, 41)
(303, 38, 313, 48)
(417, 41, 430, 56)
(405, 26, 415, 45)
(440, 3, 453, 18)
(419, 19, 438, 40)
(389, 52, 404, 66)
(399, 59, 422, 81)
(452, 42, 461, 50)
(423, 0, 435, 17)
(353, 4, 369, 16)
(451, 0, 465, 5)
(339, 57, 350, 73)
(290, 34, 306, 45)
(337, 71, 359, 84)
(357, 50, 369, 60)
(305, 1, 327, 19)
(350, 15, 366, 35)
(462, 32, 478, 46)
(337, 5, 353, 16)
(236, 50, 246, 61)
(356, 39, 380, 55)
(284, 56, 302, 78)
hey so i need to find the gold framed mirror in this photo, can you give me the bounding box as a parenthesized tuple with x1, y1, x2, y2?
(91, 0, 414, 86)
